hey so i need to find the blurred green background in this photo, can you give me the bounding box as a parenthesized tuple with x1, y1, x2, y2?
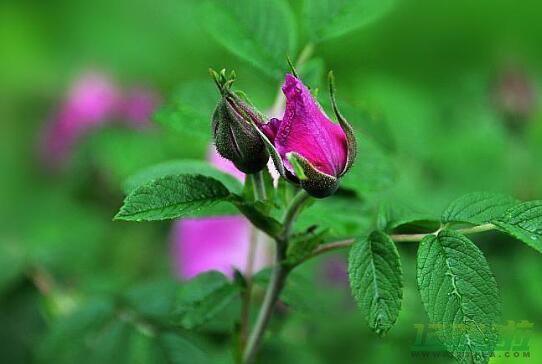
(1, 0, 541, 363)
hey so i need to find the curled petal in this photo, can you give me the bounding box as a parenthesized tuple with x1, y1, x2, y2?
(274, 74, 348, 177)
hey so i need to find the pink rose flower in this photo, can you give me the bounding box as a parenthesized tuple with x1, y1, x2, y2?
(262, 74, 356, 197)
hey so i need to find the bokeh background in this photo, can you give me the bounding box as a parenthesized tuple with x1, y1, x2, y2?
(1, 0, 542, 363)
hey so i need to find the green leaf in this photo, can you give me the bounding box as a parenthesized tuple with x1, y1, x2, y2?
(158, 333, 210, 364)
(232, 198, 283, 238)
(154, 81, 217, 141)
(348, 231, 403, 336)
(442, 192, 518, 225)
(286, 229, 328, 266)
(493, 201, 542, 254)
(39, 296, 210, 364)
(115, 174, 231, 221)
(417, 230, 501, 364)
(201, 0, 297, 79)
(304, 0, 397, 42)
(174, 271, 240, 329)
(123, 159, 243, 195)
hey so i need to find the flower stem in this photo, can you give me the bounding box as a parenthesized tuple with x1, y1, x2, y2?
(302, 223, 497, 264)
(242, 245, 288, 364)
(242, 190, 312, 363)
(281, 190, 311, 239)
(252, 171, 267, 201)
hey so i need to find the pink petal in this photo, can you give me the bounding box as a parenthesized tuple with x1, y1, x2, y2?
(119, 87, 161, 129)
(274, 74, 348, 177)
(64, 72, 120, 127)
(171, 216, 268, 279)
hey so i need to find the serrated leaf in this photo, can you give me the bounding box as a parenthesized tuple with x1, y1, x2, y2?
(348, 231, 403, 336)
(493, 201, 542, 254)
(174, 271, 240, 329)
(417, 230, 501, 364)
(201, 0, 297, 79)
(115, 174, 232, 221)
(153, 81, 217, 140)
(304, 0, 397, 42)
(123, 159, 243, 195)
(442, 192, 518, 225)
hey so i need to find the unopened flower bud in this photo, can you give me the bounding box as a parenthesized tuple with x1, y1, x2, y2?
(212, 94, 269, 174)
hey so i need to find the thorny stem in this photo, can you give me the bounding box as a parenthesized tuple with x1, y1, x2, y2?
(242, 190, 311, 364)
(302, 223, 497, 264)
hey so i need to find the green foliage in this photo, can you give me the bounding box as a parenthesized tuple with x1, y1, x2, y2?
(377, 201, 438, 232)
(303, 0, 397, 42)
(493, 201, 542, 254)
(286, 229, 327, 266)
(115, 174, 232, 221)
(38, 296, 210, 364)
(200, 0, 297, 79)
(442, 192, 518, 225)
(348, 231, 403, 336)
(154, 81, 218, 141)
(174, 271, 240, 329)
(416, 230, 501, 364)
(298, 195, 373, 239)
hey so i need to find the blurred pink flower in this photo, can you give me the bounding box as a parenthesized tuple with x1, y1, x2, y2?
(172, 146, 270, 280)
(41, 72, 120, 165)
(40, 71, 161, 166)
(119, 87, 162, 129)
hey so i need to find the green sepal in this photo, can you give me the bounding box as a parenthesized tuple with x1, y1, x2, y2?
(286, 152, 339, 198)
(328, 71, 357, 176)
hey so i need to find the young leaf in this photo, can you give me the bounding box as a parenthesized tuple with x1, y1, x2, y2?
(304, 0, 397, 42)
(493, 201, 542, 254)
(174, 271, 240, 329)
(348, 231, 403, 336)
(200, 0, 297, 79)
(123, 159, 243, 194)
(417, 230, 501, 364)
(115, 174, 231, 221)
(442, 192, 518, 225)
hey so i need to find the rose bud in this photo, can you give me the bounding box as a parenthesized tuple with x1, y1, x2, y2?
(260, 73, 357, 198)
(210, 70, 270, 174)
